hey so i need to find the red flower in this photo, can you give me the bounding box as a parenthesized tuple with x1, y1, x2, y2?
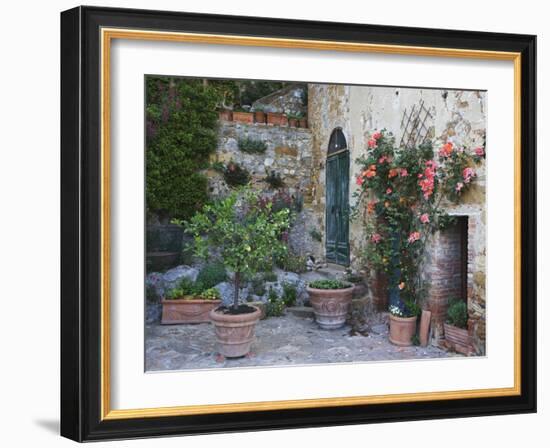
(368, 138, 378, 148)
(408, 231, 421, 244)
(439, 142, 453, 158)
(420, 213, 430, 224)
(371, 233, 382, 243)
(372, 131, 382, 140)
(356, 176, 364, 186)
(475, 147, 485, 157)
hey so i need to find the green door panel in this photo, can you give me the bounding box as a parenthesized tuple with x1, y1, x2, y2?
(325, 151, 350, 265)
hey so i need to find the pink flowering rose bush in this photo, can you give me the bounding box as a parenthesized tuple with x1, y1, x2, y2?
(353, 130, 485, 316)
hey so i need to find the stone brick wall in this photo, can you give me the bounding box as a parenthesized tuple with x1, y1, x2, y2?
(208, 121, 321, 258)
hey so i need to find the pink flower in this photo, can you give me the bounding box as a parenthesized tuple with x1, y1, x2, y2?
(378, 155, 389, 164)
(420, 213, 430, 224)
(371, 233, 382, 244)
(475, 147, 485, 157)
(408, 231, 421, 244)
(356, 176, 364, 186)
(455, 182, 464, 192)
(372, 131, 382, 140)
(386, 188, 392, 195)
(463, 167, 475, 183)
(368, 138, 378, 148)
(400, 168, 408, 177)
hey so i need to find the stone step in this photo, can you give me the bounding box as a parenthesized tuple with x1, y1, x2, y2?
(286, 306, 314, 319)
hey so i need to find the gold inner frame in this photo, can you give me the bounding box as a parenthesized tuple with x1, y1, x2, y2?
(100, 27, 522, 421)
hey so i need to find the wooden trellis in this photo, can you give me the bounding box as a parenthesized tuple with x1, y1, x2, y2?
(399, 100, 434, 148)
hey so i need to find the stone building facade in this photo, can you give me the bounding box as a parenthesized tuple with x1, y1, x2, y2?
(209, 84, 487, 353)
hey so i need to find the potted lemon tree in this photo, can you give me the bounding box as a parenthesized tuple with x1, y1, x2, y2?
(185, 188, 290, 358)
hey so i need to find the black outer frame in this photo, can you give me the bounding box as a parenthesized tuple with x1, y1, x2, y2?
(60, 6, 537, 442)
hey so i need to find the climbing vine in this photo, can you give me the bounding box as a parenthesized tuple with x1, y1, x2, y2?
(354, 130, 485, 317)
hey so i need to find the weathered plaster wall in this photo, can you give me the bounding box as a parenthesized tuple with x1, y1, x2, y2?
(308, 84, 487, 353)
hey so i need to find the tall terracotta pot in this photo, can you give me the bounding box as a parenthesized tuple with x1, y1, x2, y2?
(389, 314, 417, 346)
(210, 306, 261, 358)
(307, 285, 354, 330)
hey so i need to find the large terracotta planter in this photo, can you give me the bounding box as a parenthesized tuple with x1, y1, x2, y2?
(161, 298, 221, 324)
(232, 111, 254, 124)
(307, 285, 354, 330)
(210, 306, 261, 358)
(389, 314, 417, 346)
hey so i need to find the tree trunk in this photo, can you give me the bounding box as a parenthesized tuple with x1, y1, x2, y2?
(233, 272, 241, 310)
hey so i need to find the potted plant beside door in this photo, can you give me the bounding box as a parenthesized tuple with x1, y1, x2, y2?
(307, 279, 354, 329)
(353, 130, 486, 347)
(185, 188, 290, 358)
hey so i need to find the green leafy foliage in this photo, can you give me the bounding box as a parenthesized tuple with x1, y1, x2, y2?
(264, 170, 285, 189)
(196, 262, 227, 289)
(238, 137, 268, 154)
(353, 130, 484, 317)
(266, 287, 285, 317)
(308, 279, 350, 290)
(262, 271, 278, 282)
(197, 287, 221, 300)
(447, 299, 468, 328)
(146, 77, 220, 220)
(185, 188, 291, 309)
(309, 227, 323, 242)
(276, 252, 307, 273)
(223, 162, 251, 187)
(281, 282, 297, 306)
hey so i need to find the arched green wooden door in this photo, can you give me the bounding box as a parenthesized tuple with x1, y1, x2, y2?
(325, 129, 350, 265)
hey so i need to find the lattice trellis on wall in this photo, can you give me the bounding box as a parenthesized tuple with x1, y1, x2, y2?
(399, 100, 434, 148)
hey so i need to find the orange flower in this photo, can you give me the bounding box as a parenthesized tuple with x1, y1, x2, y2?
(367, 201, 377, 214)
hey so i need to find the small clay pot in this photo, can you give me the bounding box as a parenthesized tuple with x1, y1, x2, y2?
(299, 118, 308, 128)
(307, 285, 354, 330)
(218, 109, 233, 121)
(288, 118, 298, 127)
(254, 111, 266, 124)
(266, 112, 283, 126)
(210, 306, 261, 357)
(389, 314, 417, 346)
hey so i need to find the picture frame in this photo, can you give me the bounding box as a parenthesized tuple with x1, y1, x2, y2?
(60, 5, 536, 442)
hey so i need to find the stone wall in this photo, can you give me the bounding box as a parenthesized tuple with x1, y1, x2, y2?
(208, 121, 321, 258)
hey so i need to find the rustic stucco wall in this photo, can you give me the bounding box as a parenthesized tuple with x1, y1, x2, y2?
(307, 84, 487, 353)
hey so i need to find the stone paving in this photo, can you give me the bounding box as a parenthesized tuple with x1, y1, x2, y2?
(145, 312, 458, 371)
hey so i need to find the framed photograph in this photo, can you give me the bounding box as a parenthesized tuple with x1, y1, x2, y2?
(60, 6, 536, 442)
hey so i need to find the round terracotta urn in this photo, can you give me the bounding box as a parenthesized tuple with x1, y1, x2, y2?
(306, 285, 354, 330)
(209, 305, 261, 358)
(389, 314, 417, 346)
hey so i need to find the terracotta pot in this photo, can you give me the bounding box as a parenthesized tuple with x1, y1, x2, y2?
(161, 298, 221, 324)
(288, 118, 298, 127)
(389, 314, 417, 346)
(266, 112, 283, 126)
(280, 114, 289, 126)
(210, 306, 261, 357)
(218, 109, 233, 121)
(307, 285, 354, 330)
(299, 118, 308, 128)
(444, 322, 471, 347)
(253, 111, 266, 124)
(232, 111, 254, 124)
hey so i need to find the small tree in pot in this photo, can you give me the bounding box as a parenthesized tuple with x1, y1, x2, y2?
(185, 188, 290, 357)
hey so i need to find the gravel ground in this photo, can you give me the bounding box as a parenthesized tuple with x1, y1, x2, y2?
(145, 312, 458, 371)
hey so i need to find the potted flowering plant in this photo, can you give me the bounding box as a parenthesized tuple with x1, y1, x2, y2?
(354, 130, 485, 346)
(185, 188, 290, 358)
(307, 279, 355, 329)
(161, 279, 222, 324)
